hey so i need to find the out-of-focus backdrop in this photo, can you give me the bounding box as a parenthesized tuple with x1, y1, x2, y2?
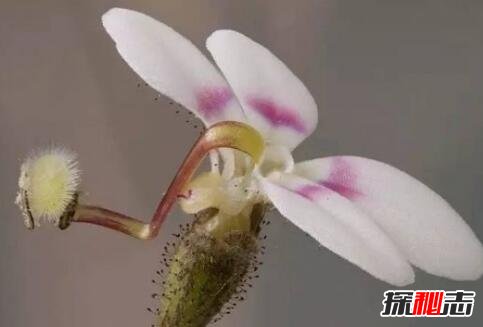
(1, 1, 482, 326)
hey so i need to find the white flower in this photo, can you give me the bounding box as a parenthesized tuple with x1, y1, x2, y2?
(102, 8, 483, 286)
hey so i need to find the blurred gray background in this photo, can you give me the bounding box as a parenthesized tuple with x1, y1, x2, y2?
(1, 0, 482, 326)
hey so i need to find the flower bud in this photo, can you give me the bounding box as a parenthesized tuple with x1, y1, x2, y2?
(15, 148, 80, 229)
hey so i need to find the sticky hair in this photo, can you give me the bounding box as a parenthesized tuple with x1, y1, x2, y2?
(154, 208, 261, 327)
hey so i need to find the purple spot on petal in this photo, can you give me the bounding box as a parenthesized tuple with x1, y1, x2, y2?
(196, 87, 233, 121)
(247, 97, 306, 133)
(319, 157, 361, 200)
(296, 184, 327, 201)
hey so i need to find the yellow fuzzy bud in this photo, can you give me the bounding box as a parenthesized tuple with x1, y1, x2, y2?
(15, 148, 80, 229)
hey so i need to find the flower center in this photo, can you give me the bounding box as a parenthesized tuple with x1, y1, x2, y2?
(178, 164, 261, 218)
(257, 144, 294, 177)
(179, 144, 293, 221)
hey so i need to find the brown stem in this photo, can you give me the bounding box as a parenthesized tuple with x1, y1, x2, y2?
(71, 121, 264, 240)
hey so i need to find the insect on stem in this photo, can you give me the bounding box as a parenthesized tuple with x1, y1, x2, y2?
(71, 121, 265, 240)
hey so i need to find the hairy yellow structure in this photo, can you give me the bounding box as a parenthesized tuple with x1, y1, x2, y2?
(16, 148, 80, 228)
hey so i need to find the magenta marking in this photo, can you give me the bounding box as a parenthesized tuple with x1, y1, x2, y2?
(247, 97, 306, 133)
(296, 184, 327, 201)
(196, 87, 233, 120)
(319, 157, 361, 200)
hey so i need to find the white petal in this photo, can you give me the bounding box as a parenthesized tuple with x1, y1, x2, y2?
(102, 8, 245, 125)
(294, 156, 483, 280)
(260, 173, 414, 286)
(206, 30, 318, 149)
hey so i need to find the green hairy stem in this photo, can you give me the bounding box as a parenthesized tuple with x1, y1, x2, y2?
(157, 205, 266, 327)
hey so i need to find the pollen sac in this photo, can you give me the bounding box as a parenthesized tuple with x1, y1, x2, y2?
(155, 204, 267, 327)
(15, 148, 80, 229)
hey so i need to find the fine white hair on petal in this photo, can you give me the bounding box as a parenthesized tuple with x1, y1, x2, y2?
(294, 156, 483, 281)
(206, 29, 318, 150)
(102, 8, 246, 126)
(15, 147, 80, 228)
(260, 173, 415, 286)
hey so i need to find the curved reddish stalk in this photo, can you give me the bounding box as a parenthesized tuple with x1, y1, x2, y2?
(72, 121, 264, 240)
